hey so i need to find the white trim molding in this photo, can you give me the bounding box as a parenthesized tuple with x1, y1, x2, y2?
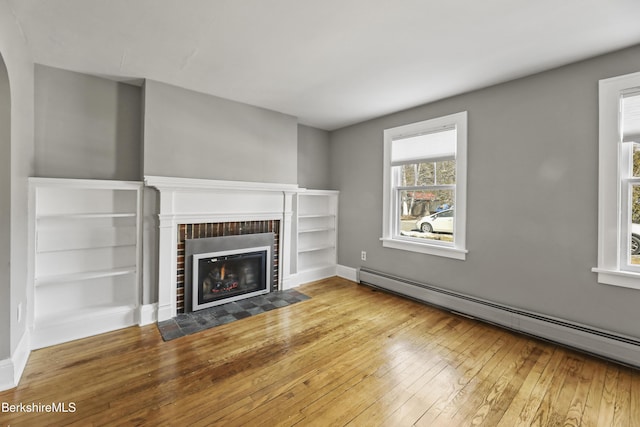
(138, 303, 158, 326)
(0, 331, 30, 392)
(336, 265, 358, 282)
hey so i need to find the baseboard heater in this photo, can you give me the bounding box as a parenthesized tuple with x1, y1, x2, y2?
(359, 268, 640, 368)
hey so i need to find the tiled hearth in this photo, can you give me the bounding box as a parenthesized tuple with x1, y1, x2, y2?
(158, 289, 309, 340)
(176, 220, 280, 313)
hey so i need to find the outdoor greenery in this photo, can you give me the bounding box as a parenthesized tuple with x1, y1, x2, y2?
(399, 160, 455, 218)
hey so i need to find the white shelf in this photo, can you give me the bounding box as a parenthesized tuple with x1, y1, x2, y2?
(29, 177, 142, 348)
(299, 244, 335, 253)
(299, 226, 335, 234)
(37, 212, 137, 220)
(295, 189, 338, 283)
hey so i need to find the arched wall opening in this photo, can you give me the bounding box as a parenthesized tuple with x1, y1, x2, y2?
(0, 52, 11, 359)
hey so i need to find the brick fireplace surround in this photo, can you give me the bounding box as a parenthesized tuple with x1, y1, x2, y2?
(176, 220, 280, 313)
(145, 176, 297, 322)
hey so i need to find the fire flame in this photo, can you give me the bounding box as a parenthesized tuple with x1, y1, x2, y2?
(220, 264, 225, 280)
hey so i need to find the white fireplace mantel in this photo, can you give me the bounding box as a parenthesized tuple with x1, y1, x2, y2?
(145, 175, 299, 321)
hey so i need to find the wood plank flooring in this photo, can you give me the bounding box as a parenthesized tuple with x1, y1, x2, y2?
(1, 277, 639, 426)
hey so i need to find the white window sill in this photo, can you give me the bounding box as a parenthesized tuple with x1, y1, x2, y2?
(592, 267, 640, 290)
(381, 237, 467, 260)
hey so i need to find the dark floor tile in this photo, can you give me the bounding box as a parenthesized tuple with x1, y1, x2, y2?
(224, 302, 244, 313)
(217, 314, 237, 325)
(238, 300, 257, 309)
(160, 328, 185, 341)
(272, 299, 289, 308)
(179, 324, 202, 335)
(232, 311, 252, 320)
(247, 306, 265, 315)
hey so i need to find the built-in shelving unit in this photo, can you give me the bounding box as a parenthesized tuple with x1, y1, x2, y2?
(29, 178, 142, 349)
(294, 189, 339, 284)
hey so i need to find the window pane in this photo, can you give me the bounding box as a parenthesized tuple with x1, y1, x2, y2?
(631, 183, 640, 265)
(398, 189, 454, 243)
(633, 143, 640, 178)
(436, 160, 456, 184)
(399, 163, 434, 186)
(398, 160, 456, 186)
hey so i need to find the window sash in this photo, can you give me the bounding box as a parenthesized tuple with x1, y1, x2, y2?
(391, 188, 456, 247)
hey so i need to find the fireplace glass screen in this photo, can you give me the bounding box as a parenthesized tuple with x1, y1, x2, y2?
(193, 247, 269, 311)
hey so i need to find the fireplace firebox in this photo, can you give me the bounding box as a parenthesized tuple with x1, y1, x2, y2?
(193, 247, 270, 311)
(185, 233, 274, 312)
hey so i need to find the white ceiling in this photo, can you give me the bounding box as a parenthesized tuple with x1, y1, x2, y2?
(7, 0, 640, 130)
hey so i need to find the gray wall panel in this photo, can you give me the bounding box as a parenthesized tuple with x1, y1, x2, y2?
(297, 124, 331, 189)
(34, 65, 142, 181)
(143, 80, 297, 184)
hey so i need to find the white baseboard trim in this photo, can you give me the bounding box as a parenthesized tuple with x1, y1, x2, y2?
(359, 268, 640, 368)
(0, 330, 31, 392)
(0, 358, 14, 391)
(31, 306, 137, 350)
(138, 303, 158, 326)
(296, 265, 337, 286)
(336, 265, 358, 282)
(157, 303, 175, 322)
(281, 274, 299, 290)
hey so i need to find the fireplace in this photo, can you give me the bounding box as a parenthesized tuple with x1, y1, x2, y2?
(145, 175, 297, 322)
(185, 232, 275, 312)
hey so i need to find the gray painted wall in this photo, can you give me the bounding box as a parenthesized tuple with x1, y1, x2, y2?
(330, 44, 640, 339)
(0, 0, 35, 361)
(143, 80, 298, 184)
(34, 65, 142, 181)
(297, 124, 332, 189)
(0, 54, 10, 358)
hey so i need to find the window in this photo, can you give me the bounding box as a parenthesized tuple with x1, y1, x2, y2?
(594, 71, 640, 288)
(382, 111, 467, 260)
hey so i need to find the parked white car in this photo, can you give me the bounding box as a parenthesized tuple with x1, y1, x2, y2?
(632, 223, 640, 255)
(415, 208, 454, 233)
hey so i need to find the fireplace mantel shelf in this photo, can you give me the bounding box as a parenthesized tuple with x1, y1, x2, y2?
(145, 175, 299, 193)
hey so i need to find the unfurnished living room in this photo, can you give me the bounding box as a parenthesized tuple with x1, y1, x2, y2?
(2, 1, 640, 425)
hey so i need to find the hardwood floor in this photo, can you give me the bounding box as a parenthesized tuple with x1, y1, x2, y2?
(1, 277, 639, 426)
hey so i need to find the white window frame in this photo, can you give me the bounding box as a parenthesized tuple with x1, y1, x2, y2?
(593, 71, 640, 289)
(381, 111, 468, 260)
